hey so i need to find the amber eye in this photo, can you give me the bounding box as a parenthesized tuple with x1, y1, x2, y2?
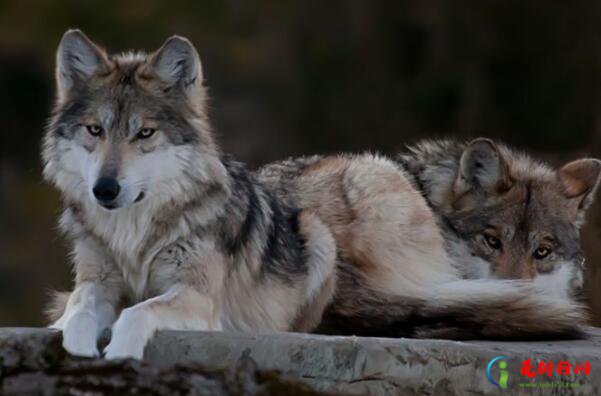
(137, 128, 156, 139)
(86, 125, 103, 137)
(484, 234, 502, 250)
(533, 247, 551, 260)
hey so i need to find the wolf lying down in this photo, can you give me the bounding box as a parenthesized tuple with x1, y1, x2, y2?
(43, 30, 600, 360)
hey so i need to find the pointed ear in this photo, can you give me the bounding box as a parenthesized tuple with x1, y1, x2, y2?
(147, 36, 203, 90)
(454, 138, 513, 197)
(558, 158, 601, 211)
(55, 29, 110, 102)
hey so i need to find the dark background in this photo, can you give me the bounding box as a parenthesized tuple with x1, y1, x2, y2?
(1, 0, 601, 326)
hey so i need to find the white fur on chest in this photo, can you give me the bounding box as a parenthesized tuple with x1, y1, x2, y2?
(78, 195, 227, 301)
(83, 202, 162, 299)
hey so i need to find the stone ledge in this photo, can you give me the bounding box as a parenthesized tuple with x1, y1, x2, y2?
(2, 328, 601, 395)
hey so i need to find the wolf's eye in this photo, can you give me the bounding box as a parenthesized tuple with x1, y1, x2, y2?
(86, 125, 103, 137)
(533, 247, 551, 260)
(137, 128, 156, 139)
(484, 234, 502, 250)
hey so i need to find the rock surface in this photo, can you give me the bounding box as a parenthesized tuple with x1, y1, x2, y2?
(2, 327, 601, 395)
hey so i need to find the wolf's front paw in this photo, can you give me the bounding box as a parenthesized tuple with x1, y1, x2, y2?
(103, 308, 148, 360)
(103, 338, 146, 360)
(62, 311, 99, 357)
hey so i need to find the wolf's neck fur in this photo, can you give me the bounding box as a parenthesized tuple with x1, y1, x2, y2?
(395, 140, 476, 277)
(396, 139, 465, 213)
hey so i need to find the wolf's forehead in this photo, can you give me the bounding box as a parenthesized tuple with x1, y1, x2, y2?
(491, 186, 577, 235)
(91, 87, 151, 128)
(97, 106, 142, 131)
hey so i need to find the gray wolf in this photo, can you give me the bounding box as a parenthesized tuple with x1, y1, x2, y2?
(397, 138, 601, 301)
(43, 30, 586, 360)
(44, 29, 337, 359)
(258, 154, 587, 339)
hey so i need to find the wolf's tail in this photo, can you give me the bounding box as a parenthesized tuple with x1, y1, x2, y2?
(319, 278, 587, 339)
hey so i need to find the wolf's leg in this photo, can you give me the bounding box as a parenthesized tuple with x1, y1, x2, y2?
(50, 282, 119, 357)
(103, 285, 219, 360)
(50, 238, 123, 357)
(292, 211, 337, 332)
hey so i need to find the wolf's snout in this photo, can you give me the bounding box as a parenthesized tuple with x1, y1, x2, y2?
(93, 177, 121, 205)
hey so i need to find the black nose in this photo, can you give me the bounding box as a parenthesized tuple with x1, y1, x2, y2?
(93, 177, 121, 202)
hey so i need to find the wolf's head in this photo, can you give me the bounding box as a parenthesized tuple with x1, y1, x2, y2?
(401, 139, 601, 297)
(43, 30, 225, 212)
